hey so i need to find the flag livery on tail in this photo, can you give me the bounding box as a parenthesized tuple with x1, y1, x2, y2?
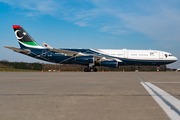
(13, 25, 41, 48)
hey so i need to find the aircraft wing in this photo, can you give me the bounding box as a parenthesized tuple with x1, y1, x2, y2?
(43, 43, 86, 56)
(49, 48, 122, 62)
(49, 48, 85, 56)
(50, 48, 122, 62)
(4, 46, 31, 54)
(44, 43, 122, 62)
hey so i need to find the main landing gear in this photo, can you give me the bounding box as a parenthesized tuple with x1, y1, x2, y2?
(84, 67, 97, 72)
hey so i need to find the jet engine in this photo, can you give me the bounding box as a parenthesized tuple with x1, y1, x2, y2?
(75, 56, 94, 63)
(100, 61, 118, 68)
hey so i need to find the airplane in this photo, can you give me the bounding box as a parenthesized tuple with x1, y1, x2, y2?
(4, 25, 177, 72)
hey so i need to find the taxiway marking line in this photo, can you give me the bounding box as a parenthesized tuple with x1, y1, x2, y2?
(134, 74, 180, 120)
(151, 82, 180, 83)
(141, 82, 180, 120)
(146, 82, 180, 112)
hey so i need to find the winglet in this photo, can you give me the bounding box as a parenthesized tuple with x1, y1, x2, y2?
(43, 43, 53, 49)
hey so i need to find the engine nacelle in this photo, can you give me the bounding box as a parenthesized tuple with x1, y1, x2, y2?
(75, 56, 94, 63)
(100, 61, 118, 68)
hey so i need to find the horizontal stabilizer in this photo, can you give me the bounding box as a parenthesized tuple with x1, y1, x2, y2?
(4, 46, 31, 54)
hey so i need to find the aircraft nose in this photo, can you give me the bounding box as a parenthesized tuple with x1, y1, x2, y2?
(175, 57, 178, 61)
(173, 56, 178, 62)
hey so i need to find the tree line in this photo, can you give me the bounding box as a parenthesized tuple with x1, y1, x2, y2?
(0, 60, 43, 70)
(0, 60, 168, 71)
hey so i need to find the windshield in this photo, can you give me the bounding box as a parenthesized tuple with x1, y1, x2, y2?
(169, 54, 173, 56)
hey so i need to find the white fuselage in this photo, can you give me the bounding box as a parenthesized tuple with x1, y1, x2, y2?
(95, 49, 177, 61)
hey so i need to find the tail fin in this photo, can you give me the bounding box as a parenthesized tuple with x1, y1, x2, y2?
(12, 25, 43, 49)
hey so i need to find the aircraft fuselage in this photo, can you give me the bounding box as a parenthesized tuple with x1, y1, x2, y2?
(4, 25, 177, 72)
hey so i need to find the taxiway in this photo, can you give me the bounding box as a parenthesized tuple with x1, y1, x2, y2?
(0, 72, 180, 120)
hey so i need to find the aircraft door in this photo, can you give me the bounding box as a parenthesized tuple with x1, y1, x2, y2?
(159, 52, 163, 59)
(124, 52, 128, 58)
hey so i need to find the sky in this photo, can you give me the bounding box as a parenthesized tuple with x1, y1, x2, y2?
(0, 0, 180, 69)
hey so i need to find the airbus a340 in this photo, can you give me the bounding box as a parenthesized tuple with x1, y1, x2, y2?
(4, 25, 177, 72)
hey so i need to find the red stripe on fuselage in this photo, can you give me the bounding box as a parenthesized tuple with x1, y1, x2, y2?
(12, 25, 21, 28)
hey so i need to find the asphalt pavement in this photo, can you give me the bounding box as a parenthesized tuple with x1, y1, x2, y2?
(0, 72, 180, 120)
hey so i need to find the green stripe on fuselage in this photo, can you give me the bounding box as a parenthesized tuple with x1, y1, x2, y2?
(21, 42, 40, 46)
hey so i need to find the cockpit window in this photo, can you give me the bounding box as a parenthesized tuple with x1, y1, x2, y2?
(165, 54, 174, 57)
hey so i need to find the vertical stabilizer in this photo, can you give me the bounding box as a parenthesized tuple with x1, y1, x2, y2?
(12, 25, 43, 49)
